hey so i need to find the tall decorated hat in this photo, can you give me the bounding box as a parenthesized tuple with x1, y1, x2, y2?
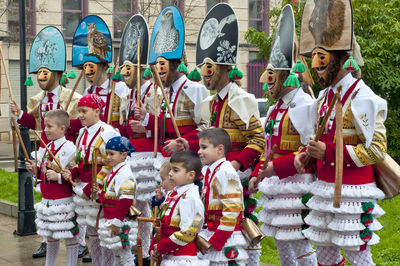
(72, 15, 112, 67)
(299, 0, 353, 56)
(268, 4, 295, 70)
(196, 3, 238, 66)
(119, 14, 149, 67)
(29, 26, 66, 73)
(148, 6, 185, 64)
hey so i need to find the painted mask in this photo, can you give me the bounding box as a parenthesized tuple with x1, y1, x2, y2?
(156, 57, 170, 83)
(83, 62, 99, 84)
(200, 62, 218, 90)
(37, 68, 57, 91)
(311, 48, 331, 81)
(120, 61, 137, 88)
(260, 65, 289, 100)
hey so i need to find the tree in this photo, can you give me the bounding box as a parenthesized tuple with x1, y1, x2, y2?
(245, 0, 400, 161)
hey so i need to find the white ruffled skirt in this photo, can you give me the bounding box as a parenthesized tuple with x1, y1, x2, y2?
(98, 218, 138, 251)
(73, 181, 100, 227)
(302, 180, 385, 251)
(198, 229, 248, 265)
(161, 255, 209, 266)
(128, 152, 159, 202)
(257, 173, 315, 240)
(35, 196, 78, 239)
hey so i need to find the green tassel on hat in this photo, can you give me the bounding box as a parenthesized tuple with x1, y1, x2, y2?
(228, 67, 243, 81)
(106, 66, 114, 76)
(188, 68, 202, 82)
(262, 83, 269, 91)
(177, 62, 188, 74)
(283, 72, 300, 88)
(67, 70, 77, 79)
(142, 67, 153, 80)
(112, 71, 123, 82)
(59, 73, 69, 85)
(24, 76, 33, 86)
(292, 60, 306, 74)
(343, 56, 359, 72)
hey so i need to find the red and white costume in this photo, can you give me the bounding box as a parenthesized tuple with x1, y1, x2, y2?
(251, 88, 317, 265)
(150, 183, 208, 266)
(273, 74, 387, 265)
(98, 162, 137, 265)
(199, 158, 249, 265)
(34, 136, 79, 266)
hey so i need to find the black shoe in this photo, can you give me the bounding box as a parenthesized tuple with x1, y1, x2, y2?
(82, 253, 92, 263)
(135, 256, 151, 266)
(32, 242, 47, 258)
(78, 244, 89, 258)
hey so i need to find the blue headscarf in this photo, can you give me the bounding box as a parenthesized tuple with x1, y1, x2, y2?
(105, 136, 135, 155)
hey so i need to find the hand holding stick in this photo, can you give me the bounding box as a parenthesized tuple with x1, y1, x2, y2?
(303, 86, 342, 166)
(150, 65, 181, 138)
(34, 131, 76, 187)
(255, 144, 277, 185)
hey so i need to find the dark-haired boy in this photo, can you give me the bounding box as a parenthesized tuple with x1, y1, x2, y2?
(197, 128, 248, 265)
(150, 151, 208, 265)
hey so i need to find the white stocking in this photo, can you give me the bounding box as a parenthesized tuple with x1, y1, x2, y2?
(136, 200, 151, 258)
(115, 248, 135, 266)
(246, 243, 261, 266)
(291, 239, 317, 266)
(65, 237, 79, 266)
(77, 224, 87, 246)
(87, 225, 102, 266)
(344, 246, 375, 266)
(315, 246, 343, 265)
(275, 240, 295, 266)
(102, 246, 115, 266)
(46, 237, 60, 266)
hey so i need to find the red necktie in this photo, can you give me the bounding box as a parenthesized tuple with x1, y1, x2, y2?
(81, 129, 89, 147)
(327, 89, 335, 106)
(96, 87, 103, 95)
(50, 142, 55, 154)
(46, 92, 54, 111)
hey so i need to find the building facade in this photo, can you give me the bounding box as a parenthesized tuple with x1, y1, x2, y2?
(0, 0, 278, 143)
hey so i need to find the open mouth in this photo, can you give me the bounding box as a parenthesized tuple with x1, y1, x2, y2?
(267, 83, 275, 90)
(86, 73, 94, 79)
(123, 75, 130, 81)
(39, 80, 47, 85)
(315, 66, 327, 76)
(204, 76, 212, 83)
(159, 72, 167, 79)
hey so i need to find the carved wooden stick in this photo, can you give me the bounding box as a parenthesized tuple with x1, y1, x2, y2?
(0, 41, 16, 102)
(107, 57, 120, 124)
(11, 117, 29, 160)
(333, 86, 343, 208)
(65, 70, 84, 111)
(255, 144, 277, 186)
(92, 147, 99, 200)
(304, 86, 342, 166)
(154, 85, 159, 158)
(34, 134, 38, 186)
(137, 38, 141, 107)
(137, 220, 143, 266)
(34, 131, 76, 187)
(150, 65, 181, 138)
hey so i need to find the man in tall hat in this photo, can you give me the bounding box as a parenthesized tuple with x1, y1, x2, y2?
(118, 14, 160, 265)
(262, 1, 387, 265)
(193, 3, 265, 265)
(9, 26, 84, 259)
(134, 6, 209, 162)
(247, 5, 317, 265)
(72, 15, 129, 129)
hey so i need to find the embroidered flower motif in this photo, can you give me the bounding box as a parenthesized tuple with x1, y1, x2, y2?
(360, 113, 369, 127)
(216, 40, 236, 64)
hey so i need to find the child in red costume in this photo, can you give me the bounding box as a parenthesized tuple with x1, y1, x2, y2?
(26, 109, 78, 266)
(62, 94, 120, 266)
(150, 151, 207, 266)
(197, 128, 248, 265)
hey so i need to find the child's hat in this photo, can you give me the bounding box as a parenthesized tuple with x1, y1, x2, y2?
(78, 94, 105, 110)
(106, 136, 136, 155)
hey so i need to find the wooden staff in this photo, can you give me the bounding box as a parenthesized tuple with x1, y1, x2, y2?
(11, 117, 29, 160)
(12, 123, 18, 171)
(150, 65, 181, 138)
(333, 87, 343, 208)
(154, 85, 159, 158)
(255, 144, 277, 186)
(92, 147, 99, 200)
(65, 70, 84, 111)
(137, 38, 141, 107)
(0, 41, 16, 102)
(137, 220, 143, 266)
(107, 57, 120, 124)
(34, 134, 38, 186)
(303, 86, 342, 166)
(34, 131, 76, 187)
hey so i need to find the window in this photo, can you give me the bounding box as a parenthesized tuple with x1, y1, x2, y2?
(161, 0, 184, 16)
(247, 51, 267, 98)
(248, 0, 269, 33)
(7, 0, 36, 38)
(113, 0, 138, 39)
(206, 0, 228, 13)
(62, 0, 88, 39)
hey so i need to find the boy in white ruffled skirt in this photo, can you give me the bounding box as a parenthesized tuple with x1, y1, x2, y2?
(26, 110, 79, 266)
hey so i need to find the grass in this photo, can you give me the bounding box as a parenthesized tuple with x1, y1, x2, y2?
(259, 196, 400, 265)
(0, 168, 42, 203)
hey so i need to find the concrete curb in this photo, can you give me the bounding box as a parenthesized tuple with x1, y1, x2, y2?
(0, 199, 17, 218)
